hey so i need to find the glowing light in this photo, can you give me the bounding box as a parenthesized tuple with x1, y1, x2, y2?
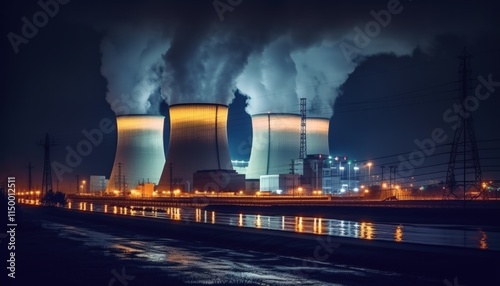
(359, 222, 374, 240)
(480, 231, 488, 249)
(256, 215, 261, 228)
(295, 217, 304, 232)
(394, 225, 403, 242)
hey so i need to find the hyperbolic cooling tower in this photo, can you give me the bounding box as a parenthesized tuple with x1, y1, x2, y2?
(108, 115, 166, 192)
(158, 104, 233, 190)
(306, 117, 330, 155)
(246, 114, 331, 180)
(246, 113, 301, 180)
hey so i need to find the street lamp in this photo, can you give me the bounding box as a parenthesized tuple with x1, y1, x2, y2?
(367, 162, 372, 185)
(82, 180, 86, 194)
(354, 165, 359, 192)
(348, 161, 351, 196)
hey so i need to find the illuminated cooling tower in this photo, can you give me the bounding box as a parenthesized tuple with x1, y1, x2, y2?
(246, 113, 301, 180)
(306, 117, 330, 155)
(108, 115, 166, 192)
(158, 104, 233, 190)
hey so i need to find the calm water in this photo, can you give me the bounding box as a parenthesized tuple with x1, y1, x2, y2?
(65, 201, 500, 251)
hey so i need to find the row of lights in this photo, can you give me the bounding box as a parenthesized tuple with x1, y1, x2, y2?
(17, 191, 41, 196)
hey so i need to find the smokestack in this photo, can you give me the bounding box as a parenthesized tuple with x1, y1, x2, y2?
(246, 113, 301, 180)
(107, 115, 165, 192)
(158, 104, 233, 190)
(306, 117, 330, 156)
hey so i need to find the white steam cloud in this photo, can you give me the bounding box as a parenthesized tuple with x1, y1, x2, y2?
(100, 26, 169, 115)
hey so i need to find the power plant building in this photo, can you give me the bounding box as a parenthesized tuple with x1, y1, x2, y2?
(306, 117, 330, 156)
(107, 115, 166, 193)
(159, 104, 234, 192)
(260, 174, 300, 194)
(246, 113, 301, 180)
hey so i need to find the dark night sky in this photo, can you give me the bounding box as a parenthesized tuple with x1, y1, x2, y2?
(1, 0, 499, 192)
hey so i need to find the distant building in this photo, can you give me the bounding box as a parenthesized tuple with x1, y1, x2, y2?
(260, 174, 300, 194)
(134, 183, 155, 197)
(322, 156, 359, 194)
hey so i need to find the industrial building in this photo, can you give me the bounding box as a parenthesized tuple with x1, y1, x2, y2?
(245, 111, 331, 194)
(305, 117, 330, 155)
(158, 104, 234, 192)
(259, 174, 300, 194)
(107, 115, 166, 194)
(246, 113, 301, 180)
(322, 156, 360, 194)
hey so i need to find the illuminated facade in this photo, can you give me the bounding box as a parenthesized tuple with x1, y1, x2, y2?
(246, 113, 301, 180)
(158, 104, 233, 191)
(107, 115, 166, 193)
(306, 117, 330, 156)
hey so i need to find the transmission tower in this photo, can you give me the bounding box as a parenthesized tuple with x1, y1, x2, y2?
(444, 48, 484, 200)
(39, 133, 57, 196)
(299, 98, 307, 159)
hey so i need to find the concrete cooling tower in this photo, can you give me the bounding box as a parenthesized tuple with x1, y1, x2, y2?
(306, 117, 330, 155)
(246, 113, 301, 180)
(108, 115, 166, 192)
(158, 104, 233, 191)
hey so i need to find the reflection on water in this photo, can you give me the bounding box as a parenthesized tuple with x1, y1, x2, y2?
(196, 209, 202, 223)
(19, 198, 40, 205)
(359, 222, 374, 240)
(480, 231, 488, 249)
(395, 225, 403, 242)
(66, 201, 500, 250)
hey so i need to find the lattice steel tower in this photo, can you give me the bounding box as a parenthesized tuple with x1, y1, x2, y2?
(444, 49, 485, 200)
(299, 98, 307, 159)
(39, 133, 56, 196)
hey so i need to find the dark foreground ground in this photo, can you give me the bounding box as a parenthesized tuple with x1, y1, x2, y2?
(1, 203, 499, 286)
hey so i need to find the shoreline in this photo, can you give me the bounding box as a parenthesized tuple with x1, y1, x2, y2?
(12, 205, 500, 285)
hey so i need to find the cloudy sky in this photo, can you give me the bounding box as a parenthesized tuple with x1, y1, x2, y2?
(1, 0, 499, 192)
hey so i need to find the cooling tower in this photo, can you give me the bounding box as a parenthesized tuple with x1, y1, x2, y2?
(108, 115, 166, 192)
(246, 113, 301, 180)
(306, 117, 330, 155)
(158, 104, 233, 190)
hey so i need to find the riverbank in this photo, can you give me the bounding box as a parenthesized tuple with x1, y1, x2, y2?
(4, 205, 498, 285)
